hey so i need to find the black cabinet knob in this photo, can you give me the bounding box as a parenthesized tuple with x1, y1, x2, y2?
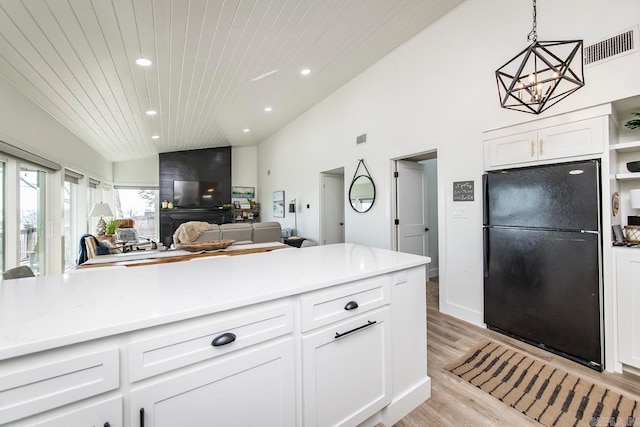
(344, 301, 359, 311)
(425, 227, 430, 232)
(211, 332, 237, 346)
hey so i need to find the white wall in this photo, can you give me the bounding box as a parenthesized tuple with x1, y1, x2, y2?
(231, 146, 258, 199)
(257, 0, 640, 325)
(112, 157, 159, 187)
(0, 74, 112, 181)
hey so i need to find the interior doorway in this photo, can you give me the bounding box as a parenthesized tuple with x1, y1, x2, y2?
(320, 168, 345, 245)
(393, 152, 439, 279)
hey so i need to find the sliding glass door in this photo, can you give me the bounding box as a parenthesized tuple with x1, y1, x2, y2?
(0, 162, 4, 274)
(19, 166, 46, 275)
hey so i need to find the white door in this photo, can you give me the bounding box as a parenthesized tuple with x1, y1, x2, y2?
(396, 160, 428, 257)
(322, 173, 344, 245)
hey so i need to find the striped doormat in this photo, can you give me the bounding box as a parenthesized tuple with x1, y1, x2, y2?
(444, 340, 639, 427)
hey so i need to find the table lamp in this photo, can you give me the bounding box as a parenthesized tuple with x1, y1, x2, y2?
(89, 202, 114, 235)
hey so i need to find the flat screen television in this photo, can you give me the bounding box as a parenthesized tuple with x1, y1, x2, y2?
(173, 180, 224, 208)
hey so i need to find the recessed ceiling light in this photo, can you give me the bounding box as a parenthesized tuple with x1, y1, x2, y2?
(146, 110, 157, 115)
(135, 58, 152, 66)
(151, 135, 160, 139)
(243, 128, 250, 133)
(264, 107, 272, 112)
(300, 69, 311, 76)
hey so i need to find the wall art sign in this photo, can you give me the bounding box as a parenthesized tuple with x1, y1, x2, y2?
(453, 180, 474, 201)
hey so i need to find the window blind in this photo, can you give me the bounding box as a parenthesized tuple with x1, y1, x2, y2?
(64, 169, 84, 184)
(0, 140, 61, 171)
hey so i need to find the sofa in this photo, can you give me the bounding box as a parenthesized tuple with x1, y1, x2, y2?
(192, 222, 282, 244)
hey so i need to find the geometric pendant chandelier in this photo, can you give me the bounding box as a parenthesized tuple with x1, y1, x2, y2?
(495, 0, 585, 114)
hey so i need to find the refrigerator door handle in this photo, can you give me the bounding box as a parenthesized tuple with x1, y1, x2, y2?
(482, 173, 489, 226)
(483, 227, 489, 277)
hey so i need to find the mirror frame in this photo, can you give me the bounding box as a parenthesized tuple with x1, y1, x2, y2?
(349, 174, 376, 213)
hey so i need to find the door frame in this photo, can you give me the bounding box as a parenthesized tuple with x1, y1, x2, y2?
(320, 168, 345, 245)
(390, 149, 440, 281)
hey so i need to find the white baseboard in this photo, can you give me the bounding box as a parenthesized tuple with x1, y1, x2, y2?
(380, 376, 432, 426)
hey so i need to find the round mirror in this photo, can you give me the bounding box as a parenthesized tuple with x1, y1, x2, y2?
(349, 175, 375, 213)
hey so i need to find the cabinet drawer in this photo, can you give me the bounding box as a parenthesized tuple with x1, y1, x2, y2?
(0, 348, 119, 424)
(129, 304, 294, 381)
(300, 276, 390, 332)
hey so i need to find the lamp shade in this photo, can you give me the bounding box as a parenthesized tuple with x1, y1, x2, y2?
(631, 189, 640, 209)
(89, 202, 113, 217)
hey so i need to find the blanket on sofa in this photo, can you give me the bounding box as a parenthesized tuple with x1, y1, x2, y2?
(173, 221, 214, 244)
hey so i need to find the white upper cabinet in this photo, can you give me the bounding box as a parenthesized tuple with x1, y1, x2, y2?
(483, 105, 612, 170)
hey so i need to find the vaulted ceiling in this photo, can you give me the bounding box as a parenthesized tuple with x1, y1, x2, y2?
(0, 0, 465, 162)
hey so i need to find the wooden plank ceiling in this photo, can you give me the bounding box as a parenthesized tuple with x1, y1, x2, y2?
(0, 0, 465, 162)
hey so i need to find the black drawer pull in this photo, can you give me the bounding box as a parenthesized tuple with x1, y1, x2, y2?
(139, 408, 145, 427)
(344, 300, 359, 311)
(104, 423, 111, 427)
(211, 332, 237, 347)
(334, 320, 376, 339)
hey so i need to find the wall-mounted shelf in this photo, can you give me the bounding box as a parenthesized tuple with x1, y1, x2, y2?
(611, 140, 640, 153)
(616, 172, 640, 181)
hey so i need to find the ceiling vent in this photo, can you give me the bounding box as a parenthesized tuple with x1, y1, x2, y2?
(584, 26, 638, 67)
(356, 134, 367, 144)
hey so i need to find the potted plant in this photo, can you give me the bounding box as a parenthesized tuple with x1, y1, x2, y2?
(625, 112, 640, 130)
(104, 219, 120, 243)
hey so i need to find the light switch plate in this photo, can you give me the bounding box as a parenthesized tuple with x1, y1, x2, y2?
(452, 208, 468, 218)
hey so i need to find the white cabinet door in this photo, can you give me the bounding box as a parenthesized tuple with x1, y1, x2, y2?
(302, 307, 391, 427)
(538, 118, 603, 161)
(487, 131, 538, 167)
(130, 338, 295, 427)
(616, 250, 640, 369)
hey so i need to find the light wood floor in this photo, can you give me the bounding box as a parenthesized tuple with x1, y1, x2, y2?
(393, 277, 640, 426)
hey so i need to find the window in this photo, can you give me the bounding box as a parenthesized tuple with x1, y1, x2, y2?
(19, 167, 46, 275)
(63, 169, 83, 271)
(115, 188, 159, 240)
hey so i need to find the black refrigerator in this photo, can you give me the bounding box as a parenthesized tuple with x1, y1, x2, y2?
(483, 160, 603, 370)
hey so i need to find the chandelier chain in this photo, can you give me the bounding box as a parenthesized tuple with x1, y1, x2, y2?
(527, 0, 538, 43)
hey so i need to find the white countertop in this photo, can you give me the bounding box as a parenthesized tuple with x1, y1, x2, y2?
(0, 244, 428, 360)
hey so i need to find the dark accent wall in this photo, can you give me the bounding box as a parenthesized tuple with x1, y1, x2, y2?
(159, 147, 232, 245)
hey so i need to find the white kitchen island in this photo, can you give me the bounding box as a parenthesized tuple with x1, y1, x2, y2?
(0, 243, 430, 427)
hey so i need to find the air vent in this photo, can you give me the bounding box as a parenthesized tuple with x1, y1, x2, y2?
(584, 26, 638, 67)
(356, 134, 367, 144)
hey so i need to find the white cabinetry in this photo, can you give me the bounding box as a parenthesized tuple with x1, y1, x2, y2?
(131, 338, 295, 427)
(129, 302, 296, 427)
(302, 308, 391, 427)
(0, 348, 120, 426)
(25, 397, 122, 427)
(485, 117, 604, 169)
(300, 276, 392, 427)
(615, 248, 640, 369)
(0, 245, 430, 426)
